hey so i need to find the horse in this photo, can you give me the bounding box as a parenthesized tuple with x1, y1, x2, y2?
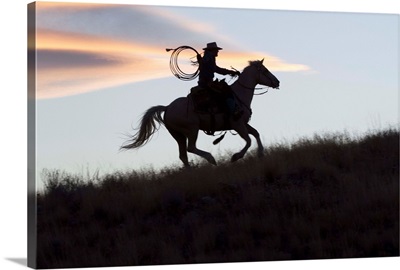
(121, 59, 280, 167)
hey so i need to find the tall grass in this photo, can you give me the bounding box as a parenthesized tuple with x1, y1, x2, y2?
(36, 129, 399, 268)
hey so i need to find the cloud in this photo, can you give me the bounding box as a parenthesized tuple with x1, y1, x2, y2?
(36, 2, 216, 49)
(35, 29, 170, 99)
(37, 50, 121, 69)
(34, 3, 310, 99)
(218, 51, 310, 72)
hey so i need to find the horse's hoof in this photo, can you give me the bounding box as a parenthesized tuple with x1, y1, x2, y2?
(209, 158, 217, 166)
(231, 153, 241, 162)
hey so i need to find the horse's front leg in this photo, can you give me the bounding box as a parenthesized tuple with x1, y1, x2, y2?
(231, 124, 252, 162)
(246, 123, 264, 158)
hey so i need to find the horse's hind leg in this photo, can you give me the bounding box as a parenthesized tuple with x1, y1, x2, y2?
(246, 124, 264, 158)
(167, 128, 190, 167)
(187, 130, 217, 165)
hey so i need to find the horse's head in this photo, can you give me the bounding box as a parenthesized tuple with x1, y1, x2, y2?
(248, 59, 280, 89)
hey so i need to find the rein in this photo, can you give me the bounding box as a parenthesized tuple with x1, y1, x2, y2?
(237, 80, 270, 95)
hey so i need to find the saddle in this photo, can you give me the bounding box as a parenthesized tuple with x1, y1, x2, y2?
(188, 79, 232, 135)
(189, 79, 231, 114)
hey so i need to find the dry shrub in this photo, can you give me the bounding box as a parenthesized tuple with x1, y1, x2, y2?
(37, 129, 399, 268)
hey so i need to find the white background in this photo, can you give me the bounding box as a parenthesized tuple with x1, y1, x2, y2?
(0, 0, 399, 269)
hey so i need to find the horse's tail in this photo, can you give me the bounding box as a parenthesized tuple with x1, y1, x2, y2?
(120, 105, 166, 150)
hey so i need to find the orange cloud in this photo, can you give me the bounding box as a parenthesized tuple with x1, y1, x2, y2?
(37, 61, 160, 99)
(219, 51, 310, 72)
(36, 29, 163, 58)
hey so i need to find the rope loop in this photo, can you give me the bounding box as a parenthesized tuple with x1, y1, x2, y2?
(166, 46, 200, 81)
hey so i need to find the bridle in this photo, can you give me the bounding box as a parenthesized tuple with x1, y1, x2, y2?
(235, 65, 277, 95)
(231, 62, 279, 115)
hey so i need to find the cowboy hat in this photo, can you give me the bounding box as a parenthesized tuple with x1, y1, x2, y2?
(203, 42, 223, 50)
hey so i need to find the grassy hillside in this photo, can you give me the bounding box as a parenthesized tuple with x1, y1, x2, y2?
(36, 129, 399, 268)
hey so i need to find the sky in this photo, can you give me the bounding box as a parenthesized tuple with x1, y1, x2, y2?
(32, 1, 399, 189)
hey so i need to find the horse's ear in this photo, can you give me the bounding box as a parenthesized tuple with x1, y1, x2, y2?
(260, 58, 264, 64)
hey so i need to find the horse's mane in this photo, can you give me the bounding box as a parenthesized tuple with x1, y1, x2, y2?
(241, 60, 261, 72)
(248, 60, 261, 66)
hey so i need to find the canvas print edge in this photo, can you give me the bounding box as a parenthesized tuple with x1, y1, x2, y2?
(27, 2, 37, 269)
